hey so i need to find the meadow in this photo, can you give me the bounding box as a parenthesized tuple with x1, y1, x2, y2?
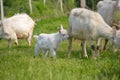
(0, 16, 120, 80)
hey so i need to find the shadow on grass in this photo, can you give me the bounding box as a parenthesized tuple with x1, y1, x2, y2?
(0, 45, 34, 57)
(56, 49, 92, 59)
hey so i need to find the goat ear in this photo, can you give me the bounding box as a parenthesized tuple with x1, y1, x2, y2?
(60, 24, 63, 30)
(112, 26, 117, 37)
(58, 24, 64, 33)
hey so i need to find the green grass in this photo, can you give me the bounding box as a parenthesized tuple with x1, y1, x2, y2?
(0, 16, 120, 80)
(114, 11, 120, 22)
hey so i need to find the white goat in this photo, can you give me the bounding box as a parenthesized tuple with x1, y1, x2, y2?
(67, 8, 120, 59)
(97, 0, 117, 26)
(34, 25, 68, 58)
(0, 13, 35, 47)
(97, 0, 120, 50)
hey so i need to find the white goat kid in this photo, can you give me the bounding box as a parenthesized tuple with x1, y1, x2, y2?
(34, 25, 68, 58)
(67, 8, 120, 59)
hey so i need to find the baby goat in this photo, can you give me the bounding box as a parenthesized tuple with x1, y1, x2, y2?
(34, 25, 68, 58)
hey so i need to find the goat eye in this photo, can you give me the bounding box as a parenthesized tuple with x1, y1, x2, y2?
(62, 34, 65, 36)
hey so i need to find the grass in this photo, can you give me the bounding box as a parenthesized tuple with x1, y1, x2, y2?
(114, 11, 120, 22)
(0, 16, 120, 80)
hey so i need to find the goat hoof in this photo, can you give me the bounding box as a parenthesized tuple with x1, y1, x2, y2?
(83, 55, 88, 58)
(50, 56, 56, 60)
(92, 57, 97, 60)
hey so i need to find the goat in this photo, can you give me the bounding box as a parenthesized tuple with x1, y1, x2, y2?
(34, 25, 69, 58)
(97, 0, 120, 50)
(67, 8, 120, 59)
(0, 13, 35, 47)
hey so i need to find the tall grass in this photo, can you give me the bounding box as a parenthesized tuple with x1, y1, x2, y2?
(0, 16, 120, 80)
(2, 0, 76, 19)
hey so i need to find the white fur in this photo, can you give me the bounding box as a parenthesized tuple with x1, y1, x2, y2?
(97, 0, 120, 26)
(0, 13, 35, 46)
(97, 0, 120, 50)
(34, 25, 68, 58)
(113, 29, 120, 51)
(67, 8, 120, 59)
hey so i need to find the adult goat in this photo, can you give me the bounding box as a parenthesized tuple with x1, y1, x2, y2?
(67, 8, 120, 59)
